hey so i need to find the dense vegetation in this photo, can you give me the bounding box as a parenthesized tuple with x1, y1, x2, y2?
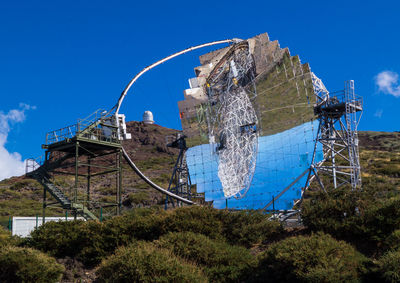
(255, 232, 369, 282)
(96, 241, 207, 283)
(0, 228, 64, 282)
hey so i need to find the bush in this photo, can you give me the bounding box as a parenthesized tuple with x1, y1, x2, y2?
(28, 220, 122, 266)
(164, 206, 225, 240)
(28, 207, 282, 267)
(362, 198, 400, 243)
(123, 191, 151, 206)
(0, 227, 19, 247)
(29, 220, 87, 258)
(219, 210, 284, 247)
(156, 231, 256, 282)
(96, 241, 206, 283)
(164, 206, 283, 247)
(28, 209, 166, 266)
(254, 232, 368, 282)
(106, 208, 167, 242)
(301, 188, 400, 250)
(384, 230, 400, 251)
(0, 246, 64, 283)
(376, 250, 400, 283)
(301, 188, 364, 239)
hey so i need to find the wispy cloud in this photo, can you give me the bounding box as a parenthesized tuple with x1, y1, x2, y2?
(374, 109, 383, 118)
(0, 104, 36, 181)
(375, 71, 400, 97)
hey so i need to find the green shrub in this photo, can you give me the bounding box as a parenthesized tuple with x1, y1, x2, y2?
(371, 164, 400, 178)
(164, 206, 283, 247)
(218, 210, 284, 247)
(29, 220, 87, 258)
(384, 230, 400, 251)
(0, 246, 64, 283)
(362, 198, 400, 243)
(156, 231, 256, 282)
(164, 206, 225, 240)
(28, 207, 282, 268)
(123, 191, 151, 206)
(28, 220, 122, 266)
(74, 221, 128, 266)
(96, 241, 207, 283)
(254, 232, 368, 282)
(376, 249, 400, 283)
(302, 188, 400, 250)
(29, 209, 167, 266)
(106, 208, 167, 242)
(301, 188, 364, 239)
(0, 227, 19, 247)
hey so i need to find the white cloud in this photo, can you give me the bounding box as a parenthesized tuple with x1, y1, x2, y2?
(19, 102, 37, 110)
(375, 71, 400, 97)
(374, 109, 383, 118)
(0, 104, 36, 181)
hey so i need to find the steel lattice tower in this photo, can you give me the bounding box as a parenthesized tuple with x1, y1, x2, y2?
(307, 74, 363, 191)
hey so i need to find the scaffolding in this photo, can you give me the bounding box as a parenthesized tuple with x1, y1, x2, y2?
(308, 76, 363, 191)
(26, 110, 129, 221)
(164, 134, 194, 209)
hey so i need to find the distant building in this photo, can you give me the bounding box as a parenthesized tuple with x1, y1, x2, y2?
(143, 111, 154, 124)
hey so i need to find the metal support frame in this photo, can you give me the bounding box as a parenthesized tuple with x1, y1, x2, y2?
(307, 75, 363, 191)
(41, 142, 122, 221)
(31, 109, 130, 221)
(262, 77, 363, 222)
(164, 134, 193, 209)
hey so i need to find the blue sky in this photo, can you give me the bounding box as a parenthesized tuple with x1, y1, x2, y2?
(0, 0, 399, 179)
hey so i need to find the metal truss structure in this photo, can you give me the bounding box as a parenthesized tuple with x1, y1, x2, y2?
(206, 42, 258, 199)
(26, 109, 125, 221)
(164, 133, 192, 209)
(307, 73, 363, 191)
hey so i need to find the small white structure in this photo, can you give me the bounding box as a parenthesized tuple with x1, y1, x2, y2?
(143, 111, 154, 125)
(12, 216, 84, 238)
(116, 113, 132, 140)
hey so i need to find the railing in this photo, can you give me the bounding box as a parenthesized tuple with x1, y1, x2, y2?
(77, 109, 108, 131)
(25, 155, 44, 174)
(317, 91, 363, 112)
(78, 109, 119, 144)
(45, 124, 77, 145)
(45, 109, 120, 145)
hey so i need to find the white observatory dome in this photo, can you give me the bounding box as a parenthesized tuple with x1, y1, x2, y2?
(143, 111, 154, 125)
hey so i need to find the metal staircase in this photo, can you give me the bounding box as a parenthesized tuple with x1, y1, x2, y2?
(41, 177, 72, 209)
(71, 203, 98, 220)
(27, 166, 98, 221)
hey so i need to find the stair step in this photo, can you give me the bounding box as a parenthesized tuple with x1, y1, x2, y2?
(31, 168, 97, 221)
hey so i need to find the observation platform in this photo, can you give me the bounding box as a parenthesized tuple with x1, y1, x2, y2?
(314, 92, 363, 119)
(27, 109, 126, 221)
(42, 109, 121, 155)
